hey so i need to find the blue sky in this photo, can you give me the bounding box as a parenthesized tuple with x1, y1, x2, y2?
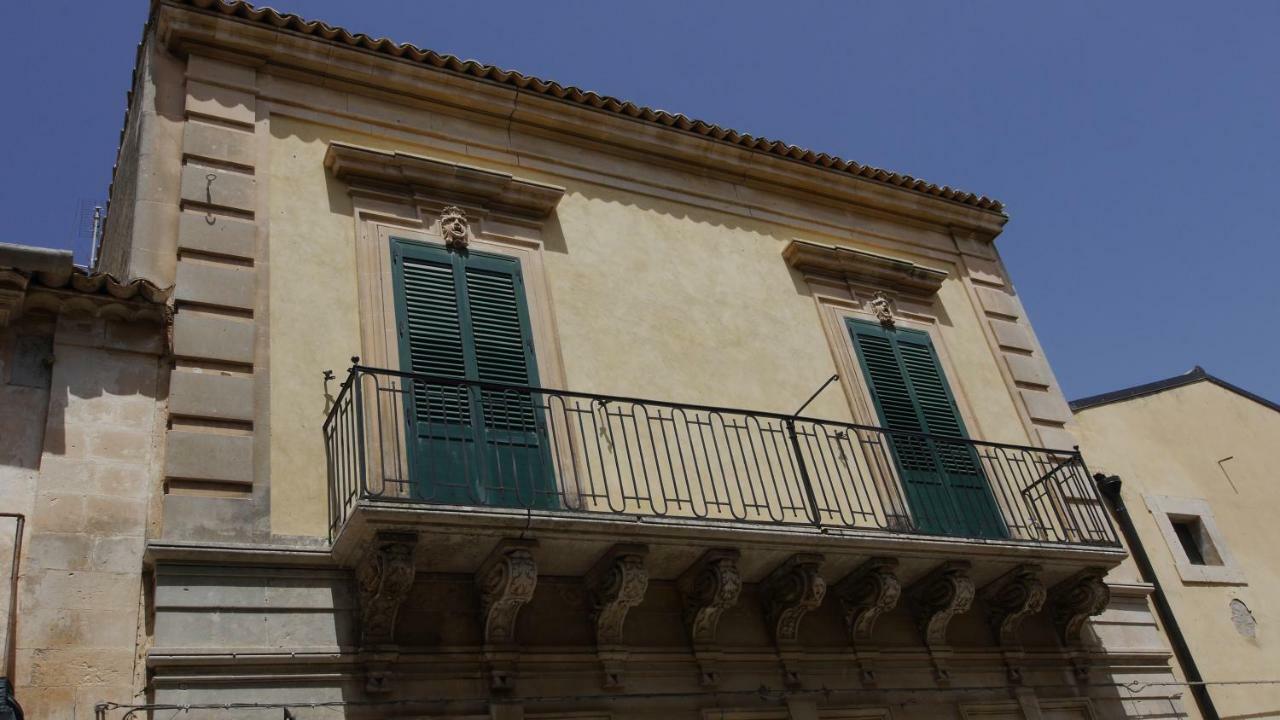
(3, 1, 1277, 402)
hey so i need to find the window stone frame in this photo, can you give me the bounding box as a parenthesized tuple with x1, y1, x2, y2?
(1143, 494, 1246, 585)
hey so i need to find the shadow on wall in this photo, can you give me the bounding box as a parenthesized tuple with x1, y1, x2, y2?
(3, 314, 164, 462)
(0, 322, 55, 470)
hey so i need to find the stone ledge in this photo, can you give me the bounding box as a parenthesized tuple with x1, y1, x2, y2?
(333, 500, 1126, 591)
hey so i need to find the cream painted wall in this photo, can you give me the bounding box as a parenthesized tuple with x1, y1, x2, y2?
(1074, 381, 1280, 717)
(267, 118, 363, 538)
(267, 114, 1039, 538)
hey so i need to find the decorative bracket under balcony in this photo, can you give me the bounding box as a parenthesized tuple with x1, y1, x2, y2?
(760, 553, 826, 687)
(354, 530, 418, 693)
(677, 548, 742, 686)
(585, 544, 649, 688)
(1049, 567, 1111, 646)
(907, 560, 974, 684)
(834, 557, 901, 646)
(833, 557, 901, 686)
(982, 564, 1046, 647)
(1048, 567, 1110, 682)
(476, 538, 539, 690)
(979, 564, 1046, 682)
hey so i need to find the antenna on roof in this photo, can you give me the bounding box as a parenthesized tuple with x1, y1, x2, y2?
(74, 198, 104, 270)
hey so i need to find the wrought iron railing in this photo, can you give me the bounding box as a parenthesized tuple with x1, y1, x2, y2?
(324, 365, 1119, 548)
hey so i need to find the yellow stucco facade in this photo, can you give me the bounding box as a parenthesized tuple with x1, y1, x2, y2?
(265, 111, 1043, 538)
(0, 2, 1205, 718)
(1074, 378, 1280, 718)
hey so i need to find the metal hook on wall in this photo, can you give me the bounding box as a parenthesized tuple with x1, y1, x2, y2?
(204, 173, 217, 225)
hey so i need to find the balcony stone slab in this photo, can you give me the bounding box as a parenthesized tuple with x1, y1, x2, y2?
(331, 500, 1126, 595)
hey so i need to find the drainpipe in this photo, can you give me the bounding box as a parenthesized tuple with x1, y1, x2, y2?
(1095, 474, 1217, 720)
(0, 513, 24, 720)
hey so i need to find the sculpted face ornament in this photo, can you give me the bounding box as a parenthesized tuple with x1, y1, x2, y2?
(871, 291, 895, 328)
(439, 206, 470, 250)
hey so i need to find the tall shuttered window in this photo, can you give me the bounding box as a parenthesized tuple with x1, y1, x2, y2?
(846, 318, 1006, 538)
(391, 239, 556, 508)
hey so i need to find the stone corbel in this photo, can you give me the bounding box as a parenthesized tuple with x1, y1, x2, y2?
(1049, 568, 1110, 648)
(981, 564, 1046, 646)
(1047, 566, 1110, 684)
(760, 553, 826, 687)
(907, 560, 975, 684)
(833, 557, 901, 686)
(834, 557, 901, 645)
(585, 544, 649, 688)
(979, 564, 1046, 682)
(677, 548, 742, 686)
(354, 530, 418, 693)
(476, 539, 539, 691)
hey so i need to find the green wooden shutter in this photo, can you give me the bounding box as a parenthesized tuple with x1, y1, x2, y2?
(391, 238, 555, 509)
(847, 319, 1005, 538)
(849, 330, 934, 471)
(399, 251, 469, 426)
(463, 261, 537, 432)
(895, 335, 980, 476)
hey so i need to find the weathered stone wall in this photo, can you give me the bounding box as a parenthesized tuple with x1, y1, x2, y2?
(98, 33, 186, 281)
(0, 315, 54, 684)
(2, 313, 164, 718)
(146, 560, 1187, 720)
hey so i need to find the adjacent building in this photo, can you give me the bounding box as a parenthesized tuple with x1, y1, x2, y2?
(1073, 368, 1280, 719)
(2, 1, 1196, 718)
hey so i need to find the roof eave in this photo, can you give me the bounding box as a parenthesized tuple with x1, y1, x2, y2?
(149, 0, 1007, 234)
(1070, 367, 1280, 415)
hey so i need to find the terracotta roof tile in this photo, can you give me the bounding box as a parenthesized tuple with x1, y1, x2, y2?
(170, 0, 1005, 214)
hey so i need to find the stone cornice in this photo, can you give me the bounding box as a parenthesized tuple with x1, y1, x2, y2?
(783, 240, 949, 296)
(152, 3, 1009, 236)
(324, 143, 565, 218)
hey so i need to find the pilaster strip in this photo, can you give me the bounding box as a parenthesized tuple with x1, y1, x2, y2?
(166, 52, 264, 501)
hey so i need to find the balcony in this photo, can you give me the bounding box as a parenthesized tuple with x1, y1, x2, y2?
(324, 366, 1121, 590)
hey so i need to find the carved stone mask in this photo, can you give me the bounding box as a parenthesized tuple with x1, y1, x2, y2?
(439, 206, 469, 249)
(871, 291, 895, 328)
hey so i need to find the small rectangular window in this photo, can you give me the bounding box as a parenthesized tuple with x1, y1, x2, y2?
(1172, 518, 1207, 565)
